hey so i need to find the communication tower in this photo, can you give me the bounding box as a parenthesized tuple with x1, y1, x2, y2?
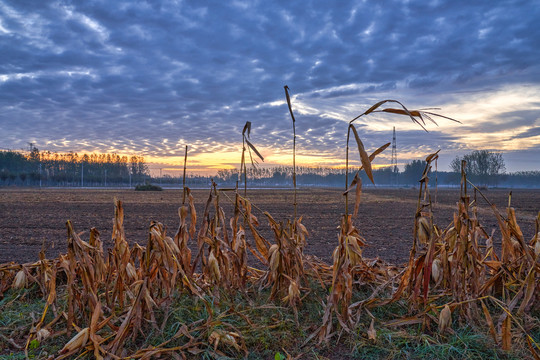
(391, 127, 398, 185)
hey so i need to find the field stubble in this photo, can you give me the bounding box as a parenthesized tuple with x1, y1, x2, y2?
(0, 185, 539, 359)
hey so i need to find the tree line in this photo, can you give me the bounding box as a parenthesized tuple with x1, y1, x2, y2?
(0, 145, 149, 186)
(1, 147, 539, 188)
(208, 150, 537, 188)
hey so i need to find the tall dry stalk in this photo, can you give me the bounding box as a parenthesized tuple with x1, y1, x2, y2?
(284, 85, 297, 219)
(381, 158, 540, 354)
(344, 100, 459, 215)
(240, 121, 264, 197)
(182, 145, 188, 205)
(318, 101, 458, 343)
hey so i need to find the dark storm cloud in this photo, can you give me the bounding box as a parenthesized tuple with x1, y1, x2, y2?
(1, 0, 539, 171)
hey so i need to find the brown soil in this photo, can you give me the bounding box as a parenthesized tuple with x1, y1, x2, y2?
(0, 187, 538, 265)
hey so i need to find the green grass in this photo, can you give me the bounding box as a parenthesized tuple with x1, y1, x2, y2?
(0, 282, 536, 359)
(0, 286, 67, 359)
(348, 326, 517, 360)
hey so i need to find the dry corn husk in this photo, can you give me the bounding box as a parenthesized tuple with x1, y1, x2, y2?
(367, 319, 377, 341)
(125, 262, 138, 281)
(60, 327, 89, 354)
(269, 246, 280, 274)
(417, 217, 430, 244)
(164, 236, 181, 255)
(447, 227, 457, 249)
(12, 270, 27, 289)
(510, 236, 521, 253)
(209, 329, 242, 351)
(36, 328, 51, 342)
(117, 240, 129, 259)
(438, 305, 452, 334)
(180, 205, 188, 220)
(345, 235, 363, 266)
(282, 279, 300, 304)
(268, 244, 278, 257)
(431, 258, 442, 284)
(208, 251, 221, 282)
(534, 234, 540, 256)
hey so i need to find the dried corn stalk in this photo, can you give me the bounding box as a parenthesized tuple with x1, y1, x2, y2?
(318, 215, 365, 342)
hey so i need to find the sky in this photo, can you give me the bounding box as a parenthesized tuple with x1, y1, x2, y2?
(1, 0, 540, 176)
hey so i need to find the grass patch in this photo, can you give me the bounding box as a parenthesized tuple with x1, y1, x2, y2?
(0, 282, 533, 359)
(0, 287, 66, 359)
(349, 326, 517, 360)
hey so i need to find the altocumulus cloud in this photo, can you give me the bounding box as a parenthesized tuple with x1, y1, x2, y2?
(1, 0, 539, 173)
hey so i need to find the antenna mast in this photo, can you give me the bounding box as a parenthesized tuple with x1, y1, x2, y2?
(391, 126, 398, 185)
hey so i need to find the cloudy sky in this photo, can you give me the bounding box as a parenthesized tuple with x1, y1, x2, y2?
(1, 0, 539, 175)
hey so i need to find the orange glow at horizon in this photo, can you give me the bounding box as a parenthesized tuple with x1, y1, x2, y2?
(144, 146, 396, 176)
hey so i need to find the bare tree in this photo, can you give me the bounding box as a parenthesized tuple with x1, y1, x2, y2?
(451, 150, 505, 186)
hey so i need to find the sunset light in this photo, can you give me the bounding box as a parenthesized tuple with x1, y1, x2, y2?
(1, 1, 539, 175)
(1, 2, 540, 358)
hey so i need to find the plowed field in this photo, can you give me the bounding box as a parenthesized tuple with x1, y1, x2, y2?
(1, 187, 538, 265)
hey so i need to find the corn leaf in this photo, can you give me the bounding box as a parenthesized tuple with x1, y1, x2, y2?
(284, 85, 296, 123)
(480, 300, 497, 343)
(245, 139, 264, 162)
(502, 315, 511, 351)
(242, 121, 251, 138)
(349, 124, 374, 184)
(369, 142, 391, 161)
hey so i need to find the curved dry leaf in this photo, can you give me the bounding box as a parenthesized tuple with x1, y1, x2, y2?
(242, 121, 251, 137)
(363, 100, 390, 115)
(480, 300, 497, 343)
(425, 150, 440, 163)
(502, 315, 511, 351)
(349, 124, 374, 184)
(345, 142, 391, 191)
(284, 85, 296, 123)
(369, 142, 391, 161)
(90, 302, 103, 360)
(382, 108, 422, 118)
(344, 173, 359, 195)
(245, 139, 264, 161)
(422, 111, 461, 123)
(360, 99, 427, 130)
(517, 268, 536, 315)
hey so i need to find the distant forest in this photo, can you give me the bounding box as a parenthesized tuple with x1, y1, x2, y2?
(213, 163, 540, 188)
(1, 147, 539, 188)
(0, 145, 149, 187)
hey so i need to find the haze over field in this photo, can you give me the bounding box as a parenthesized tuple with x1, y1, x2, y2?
(1, 1, 539, 175)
